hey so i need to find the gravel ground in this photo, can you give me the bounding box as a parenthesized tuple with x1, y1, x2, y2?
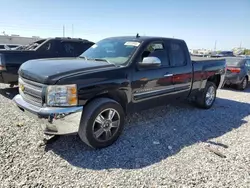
(1, 84, 250, 188)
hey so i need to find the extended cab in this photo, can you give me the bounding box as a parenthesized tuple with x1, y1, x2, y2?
(13, 36, 226, 149)
(0, 37, 94, 86)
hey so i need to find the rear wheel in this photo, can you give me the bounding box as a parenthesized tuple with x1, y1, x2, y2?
(237, 77, 248, 90)
(195, 81, 217, 109)
(78, 98, 125, 149)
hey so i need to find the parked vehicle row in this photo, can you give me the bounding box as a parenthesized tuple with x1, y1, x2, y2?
(0, 37, 94, 86)
(210, 51, 235, 58)
(11, 35, 226, 149)
(224, 57, 250, 90)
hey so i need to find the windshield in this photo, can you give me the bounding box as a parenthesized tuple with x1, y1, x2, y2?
(79, 38, 141, 66)
(226, 58, 243, 66)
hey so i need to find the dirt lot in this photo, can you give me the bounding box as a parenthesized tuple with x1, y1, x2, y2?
(0, 84, 250, 188)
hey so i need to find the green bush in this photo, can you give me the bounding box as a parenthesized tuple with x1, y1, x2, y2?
(244, 49, 250, 55)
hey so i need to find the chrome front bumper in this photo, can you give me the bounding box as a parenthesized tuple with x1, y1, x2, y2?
(13, 94, 83, 135)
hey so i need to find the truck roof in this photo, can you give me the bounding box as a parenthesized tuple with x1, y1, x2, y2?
(33, 37, 93, 44)
(105, 36, 185, 43)
(53, 37, 93, 42)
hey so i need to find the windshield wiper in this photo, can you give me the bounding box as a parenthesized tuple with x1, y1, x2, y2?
(78, 56, 87, 60)
(78, 57, 117, 66)
(87, 58, 116, 66)
(92, 58, 109, 63)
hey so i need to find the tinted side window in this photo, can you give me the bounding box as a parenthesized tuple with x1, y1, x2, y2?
(246, 60, 250, 67)
(60, 42, 77, 56)
(141, 42, 169, 67)
(60, 41, 94, 56)
(39, 41, 53, 53)
(168, 41, 186, 67)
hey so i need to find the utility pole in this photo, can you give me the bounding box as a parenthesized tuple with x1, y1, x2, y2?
(72, 24, 74, 38)
(214, 40, 217, 51)
(63, 25, 65, 37)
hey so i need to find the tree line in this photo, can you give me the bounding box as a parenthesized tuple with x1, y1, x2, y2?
(244, 49, 250, 55)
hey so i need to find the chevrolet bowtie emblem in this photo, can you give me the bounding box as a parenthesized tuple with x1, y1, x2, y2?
(20, 84, 25, 92)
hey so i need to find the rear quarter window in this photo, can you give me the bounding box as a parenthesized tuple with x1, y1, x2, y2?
(168, 41, 186, 67)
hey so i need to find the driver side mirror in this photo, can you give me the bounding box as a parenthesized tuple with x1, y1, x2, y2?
(138, 56, 161, 67)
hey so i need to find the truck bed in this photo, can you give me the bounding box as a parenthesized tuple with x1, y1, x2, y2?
(191, 56, 226, 79)
(191, 56, 225, 62)
(191, 56, 226, 69)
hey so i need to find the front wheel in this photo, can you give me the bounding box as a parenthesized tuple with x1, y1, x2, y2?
(195, 81, 217, 109)
(78, 98, 125, 149)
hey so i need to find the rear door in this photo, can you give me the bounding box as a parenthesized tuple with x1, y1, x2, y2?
(164, 39, 193, 98)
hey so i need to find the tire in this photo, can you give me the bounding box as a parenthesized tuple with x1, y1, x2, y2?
(195, 81, 217, 109)
(78, 98, 125, 149)
(237, 77, 248, 91)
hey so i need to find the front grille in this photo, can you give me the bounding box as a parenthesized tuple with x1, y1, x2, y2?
(18, 77, 45, 106)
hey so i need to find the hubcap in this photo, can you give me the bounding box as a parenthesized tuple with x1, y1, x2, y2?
(205, 86, 215, 106)
(92, 108, 120, 142)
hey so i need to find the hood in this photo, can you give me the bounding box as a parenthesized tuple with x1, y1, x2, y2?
(18, 57, 116, 84)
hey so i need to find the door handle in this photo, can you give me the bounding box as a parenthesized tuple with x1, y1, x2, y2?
(164, 73, 173, 77)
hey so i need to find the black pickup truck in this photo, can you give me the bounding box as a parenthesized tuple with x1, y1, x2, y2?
(0, 37, 94, 86)
(13, 35, 226, 149)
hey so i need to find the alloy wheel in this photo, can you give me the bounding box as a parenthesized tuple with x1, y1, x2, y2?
(92, 108, 120, 142)
(205, 86, 215, 106)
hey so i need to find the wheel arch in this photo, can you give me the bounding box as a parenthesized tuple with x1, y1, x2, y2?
(207, 74, 221, 88)
(84, 89, 128, 114)
(245, 75, 249, 81)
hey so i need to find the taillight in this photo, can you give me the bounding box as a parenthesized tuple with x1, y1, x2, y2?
(226, 67, 241, 73)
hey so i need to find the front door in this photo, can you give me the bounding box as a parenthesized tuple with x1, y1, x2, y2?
(131, 41, 175, 111)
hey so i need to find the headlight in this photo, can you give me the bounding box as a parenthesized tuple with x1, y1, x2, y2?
(46, 84, 78, 107)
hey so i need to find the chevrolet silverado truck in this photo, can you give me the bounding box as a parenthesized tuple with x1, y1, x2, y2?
(0, 37, 94, 86)
(13, 35, 226, 149)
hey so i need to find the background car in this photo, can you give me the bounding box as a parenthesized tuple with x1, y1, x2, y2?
(211, 51, 235, 58)
(224, 57, 250, 90)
